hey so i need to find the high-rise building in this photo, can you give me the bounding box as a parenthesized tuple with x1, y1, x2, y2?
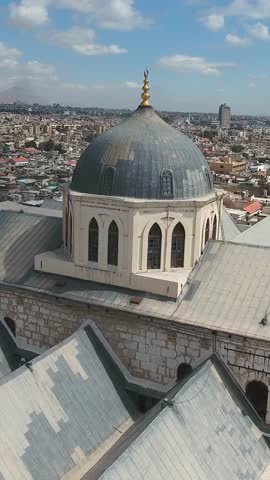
(219, 103, 231, 129)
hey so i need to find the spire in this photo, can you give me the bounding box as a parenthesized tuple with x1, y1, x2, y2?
(140, 68, 151, 107)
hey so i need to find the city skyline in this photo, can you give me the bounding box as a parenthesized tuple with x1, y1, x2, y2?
(0, 0, 270, 113)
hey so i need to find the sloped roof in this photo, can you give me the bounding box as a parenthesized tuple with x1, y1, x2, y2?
(244, 201, 262, 214)
(0, 326, 138, 480)
(222, 207, 240, 241)
(87, 357, 270, 480)
(173, 241, 270, 341)
(232, 215, 270, 248)
(0, 210, 62, 283)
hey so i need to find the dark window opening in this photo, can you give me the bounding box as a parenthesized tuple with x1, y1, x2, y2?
(147, 223, 162, 269)
(65, 208, 68, 247)
(88, 218, 99, 262)
(204, 168, 213, 189)
(204, 218, 210, 246)
(177, 363, 192, 381)
(69, 212, 73, 254)
(102, 167, 115, 195)
(161, 170, 173, 198)
(171, 222, 185, 268)
(212, 215, 217, 239)
(246, 380, 268, 421)
(108, 220, 119, 266)
(4, 317, 16, 336)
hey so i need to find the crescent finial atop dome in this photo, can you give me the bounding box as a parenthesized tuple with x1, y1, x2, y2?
(140, 67, 151, 107)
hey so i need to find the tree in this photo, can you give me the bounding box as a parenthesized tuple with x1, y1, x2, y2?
(1, 144, 10, 153)
(258, 176, 268, 191)
(25, 140, 37, 148)
(54, 143, 66, 154)
(231, 144, 244, 153)
(39, 139, 55, 151)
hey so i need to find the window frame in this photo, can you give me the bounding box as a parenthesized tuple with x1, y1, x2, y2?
(107, 220, 119, 266)
(88, 218, 99, 262)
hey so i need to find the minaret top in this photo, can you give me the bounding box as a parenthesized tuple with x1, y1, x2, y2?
(140, 68, 151, 107)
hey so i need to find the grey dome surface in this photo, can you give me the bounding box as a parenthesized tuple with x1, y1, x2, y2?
(71, 106, 213, 200)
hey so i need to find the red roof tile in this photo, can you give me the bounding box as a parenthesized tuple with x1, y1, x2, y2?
(244, 201, 262, 215)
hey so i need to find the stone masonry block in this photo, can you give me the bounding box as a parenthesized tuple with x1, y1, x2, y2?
(162, 348, 176, 358)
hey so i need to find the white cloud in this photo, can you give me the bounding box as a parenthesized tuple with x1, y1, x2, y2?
(225, 33, 250, 45)
(48, 27, 127, 55)
(248, 81, 256, 87)
(159, 54, 236, 76)
(248, 73, 267, 79)
(9, 0, 49, 28)
(201, 13, 224, 31)
(57, 0, 149, 30)
(216, 88, 225, 93)
(61, 82, 89, 90)
(0, 42, 22, 69)
(124, 81, 140, 88)
(23, 60, 57, 78)
(249, 22, 270, 39)
(8, 0, 149, 31)
(224, 0, 270, 20)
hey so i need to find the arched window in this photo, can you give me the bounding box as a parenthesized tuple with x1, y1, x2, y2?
(147, 223, 162, 269)
(108, 220, 119, 266)
(4, 317, 16, 336)
(171, 222, 185, 268)
(65, 208, 68, 248)
(212, 215, 217, 239)
(88, 218, 99, 262)
(204, 218, 210, 246)
(246, 380, 268, 421)
(204, 167, 212, 190)
(161, 170, 173, 198)
(69, 212, 73, 254)
(177, 363, 192, 381)
(101, 167, 115, 195)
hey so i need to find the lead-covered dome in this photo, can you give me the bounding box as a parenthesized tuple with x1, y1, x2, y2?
(71, 77, 213, 200)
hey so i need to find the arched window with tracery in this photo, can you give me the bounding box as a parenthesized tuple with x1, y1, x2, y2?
(101, 166, 115, 195)
(161, 170, 173, 198)
(171, 222, 185, 268)
(204, 218, 210, 246)
(108, 220, 119, 266)
(147, 223, 162, 269)
(88, 218, 99, 262)
(212, 215, 217, 239)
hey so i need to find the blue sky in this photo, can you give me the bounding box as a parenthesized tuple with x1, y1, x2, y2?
(0, 0, 270, 113)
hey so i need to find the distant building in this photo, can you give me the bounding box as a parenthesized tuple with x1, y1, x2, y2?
(208, 156, 246, 175)
(219, 103, 231, 129)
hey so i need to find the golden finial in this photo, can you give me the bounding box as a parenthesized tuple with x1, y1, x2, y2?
(140, 67, 151, 107)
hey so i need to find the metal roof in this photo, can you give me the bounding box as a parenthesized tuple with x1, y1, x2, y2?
(173, 241, 270, 341)
(232, 215, 270, 248)
(71, 106, 213, 200)
(0, 326, 137, 480)
(222, 207, 240, 241)
(17, 239, 270, 342)
(0, 201, 62, 218)
(88, 357, 270, 480)
(0, 210, 62, 283)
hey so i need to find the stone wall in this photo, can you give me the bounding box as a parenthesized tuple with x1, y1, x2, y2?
(1, 284, 270, 419)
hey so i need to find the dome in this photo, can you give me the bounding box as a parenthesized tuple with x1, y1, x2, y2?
(71, 78, 213, 200)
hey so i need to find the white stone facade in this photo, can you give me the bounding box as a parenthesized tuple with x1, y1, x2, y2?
(35, 187, 223, 298)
